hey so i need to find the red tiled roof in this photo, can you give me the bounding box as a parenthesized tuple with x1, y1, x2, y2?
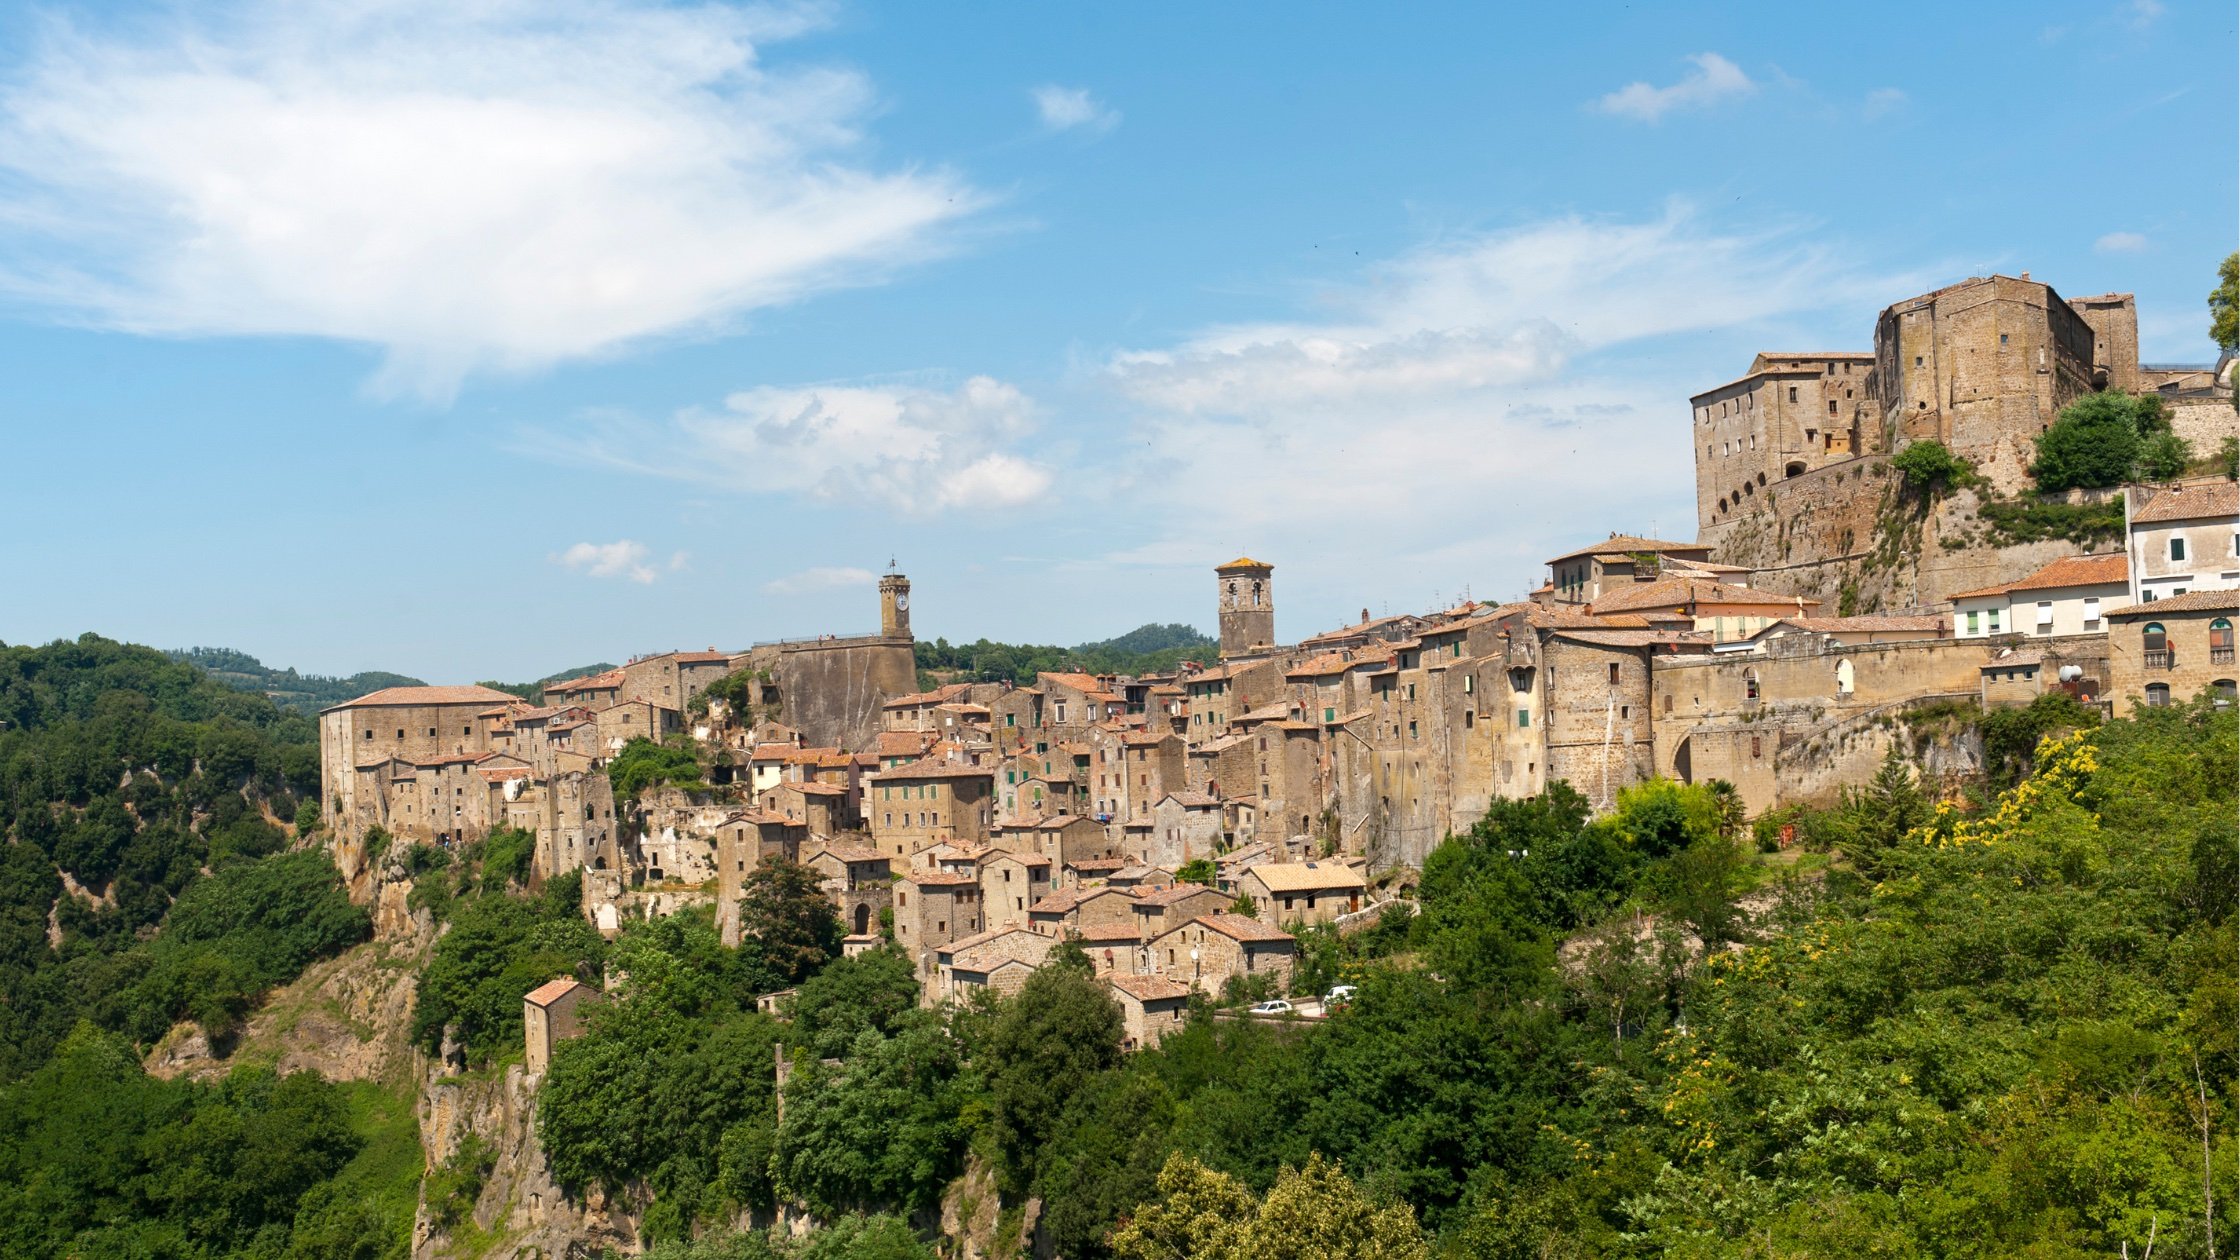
(325, 684, 524, 712)
(547, 669, 625, 693)
(2131, 481, 2239, 525)
(1950, 553, 2130, 601)
(1544, 535, 1711, 565)
(1590, 577, 1819, 615)
(525, 977, 592, 1006)
(2106, 588, 2240, 616)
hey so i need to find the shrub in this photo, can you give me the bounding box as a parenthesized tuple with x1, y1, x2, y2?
(2028, 391, 2177, 490)
(1891, 440, 1971, 493)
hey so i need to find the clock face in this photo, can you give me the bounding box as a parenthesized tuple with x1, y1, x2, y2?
(895, 594, 909, 611)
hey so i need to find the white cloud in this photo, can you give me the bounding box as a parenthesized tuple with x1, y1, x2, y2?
(1096, 207, 1924, 603)
(1031, 84, 1120, 134)
(2094, 231, 2149, 254)
(541, 374, 1054, 514)
(1593, 53, 1755, 122)
(555, 539, 657, 583)
(763, 566, 876, 595)
(2125, 0, 2165, 26)
(0, 0, 983, 398)
(1863, 87, 1908, 119)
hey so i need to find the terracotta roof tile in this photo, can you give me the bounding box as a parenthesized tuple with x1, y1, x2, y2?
(2131, 481, 2239, 525)
(1189, 913, 1295, 943)
(2106, 588, 2240, 616)
(525, 977, 593, 1006)
(1109, 974, 1193, 1001)
(325, 684, 525, 712)
(1544, 535, 1711, 565)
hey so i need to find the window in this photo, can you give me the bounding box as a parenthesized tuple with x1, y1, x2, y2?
(1914, 355, 1923, 367)
(1607, 663, 1619, 684)
(1516, 709, 1530, 729)
(1965, 609, 1979, 635)
(2171, 538, 2188, 562)
(2145, 683, 2171, 708)
(1464, 673, 1474, 694)
(1988, 608, 2002, 633)
(2036, 601, 2054, 633)
(2143, 622, 2168, 652)
(1999, 333, 2008, 346)
(1463, 711, 1475, 729)
(1828, 400, 1838, 415)
(1744, 674, 1759, 700)
(1788, 387, 1798, 403)
(2083, 597, 2100, 630)
(1408, 721, 1418, 739)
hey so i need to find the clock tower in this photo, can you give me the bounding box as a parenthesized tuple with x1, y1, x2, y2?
(1214, 557, 1275, 658)
(879, 572, 912, 639)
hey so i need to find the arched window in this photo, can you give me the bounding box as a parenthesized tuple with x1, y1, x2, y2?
(2144, 683, 2171, 708)
(2211, 618, 2233, 661)
(2214, 679, 2237, 707)
(2143, 622, 2167, 651)
(1744, 671, 1760, 701)
(1834, 658, 1855, 697)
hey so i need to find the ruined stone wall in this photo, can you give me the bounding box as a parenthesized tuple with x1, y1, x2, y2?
(2169, 399, 2240, 462)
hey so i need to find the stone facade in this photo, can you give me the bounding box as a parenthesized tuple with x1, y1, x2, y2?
(1147, 913, 1296, 995)
(1215, 557, 1276, 658)
(2104, 589, 2240, 715)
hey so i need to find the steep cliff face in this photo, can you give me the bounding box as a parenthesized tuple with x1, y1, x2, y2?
(1708, 464, 2116, 614)
(415, 1063, 641, 1260)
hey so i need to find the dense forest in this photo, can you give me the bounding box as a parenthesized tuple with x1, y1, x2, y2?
(167, 646, 423, 716)
(914, 622, 1216, 687)
(0, 635, 398, 1257)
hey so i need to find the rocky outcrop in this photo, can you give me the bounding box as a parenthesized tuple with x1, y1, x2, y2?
(415, 1064, 640, 1260)
(146, 912, 433, 1084)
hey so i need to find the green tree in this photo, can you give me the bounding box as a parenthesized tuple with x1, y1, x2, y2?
(738, 859, 843, 986)
(2030, 392, 2172, 490)
(1110, 1153, 1428, 1260)
(411, 891, 602, 1062)
(979, 955, 1124, 1191)
(1891, 439, 1971, 493)
(2211, 250, 2238, 352)
(784, 948, 920, 1060)
(771, 1018, 970, 1217)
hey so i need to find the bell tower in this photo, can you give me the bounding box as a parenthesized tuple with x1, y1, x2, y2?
(1214, 557, 1274, 658)
(879, 571, 912, 639)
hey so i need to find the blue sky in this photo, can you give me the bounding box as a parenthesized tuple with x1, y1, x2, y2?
(0, 0, 2230, 682)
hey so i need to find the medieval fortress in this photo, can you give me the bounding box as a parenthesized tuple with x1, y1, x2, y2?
(319, 271, 2240, 1019)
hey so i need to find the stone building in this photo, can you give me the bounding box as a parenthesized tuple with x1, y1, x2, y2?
(893, 871, 984, 981)
(1692, 354, 1875, 527)
(1141, 792, 1225, 867)
(866, 760, 995, 858)
(1235, 861, 1366, 927)
(1128, 883, 1230, 941)
(318, 684, 521, 845)
(1950, 553, 2129, 640)
(1547, 536, 1723, 605)
(1109, 974, 1193, 1051)
(2104, 589, 2240, 715)
(1875, 274, 2104, 494)
(978, 851, 1053, 931)
(1148, 913, 1296, 995)
(523, 977, 598, 1075)
(933, 926, 1055, 1005)
(1215, 557, 1276, 658)
(1027, 885, 1139, 938)
(2125, 480, 2240, 604)
(800, 841, 892, 939)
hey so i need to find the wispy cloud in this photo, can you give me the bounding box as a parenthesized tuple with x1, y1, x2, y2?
(1593, 53, 1755, 123)
(1031, 84, 1120, 134)
(538, 375, 1054, 515)
(0, 0, 984, 399)
(2094, 231, 2149, 254)
(763, 566, 876, 595)
(2124, 0, 2165, 27)
(555, 539, 658, 584)
(1095, 206, 1927, 595)
(1862, 87, 1909, 119)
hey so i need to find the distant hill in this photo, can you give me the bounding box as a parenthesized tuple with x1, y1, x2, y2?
(1073, 622, 1214, 657)
(169, 646, 423, 714)
(475, 663, 621, 702)
(915, 623, 1216, 687)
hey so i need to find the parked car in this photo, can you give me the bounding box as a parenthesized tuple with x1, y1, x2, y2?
(1324, 984, 1358, 1007)
(1248, 999, 1294, 1015)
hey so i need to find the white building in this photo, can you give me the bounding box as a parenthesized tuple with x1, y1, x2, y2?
(1950, 553, 2131, 640)
(2125, 481, 2240, 605)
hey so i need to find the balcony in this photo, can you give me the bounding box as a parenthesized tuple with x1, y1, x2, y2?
(2213, 646, 2235, 666)
(2144, 649, 2174, 670)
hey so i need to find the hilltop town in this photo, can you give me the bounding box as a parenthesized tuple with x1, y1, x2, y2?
(318, 270, 2240, 1050)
